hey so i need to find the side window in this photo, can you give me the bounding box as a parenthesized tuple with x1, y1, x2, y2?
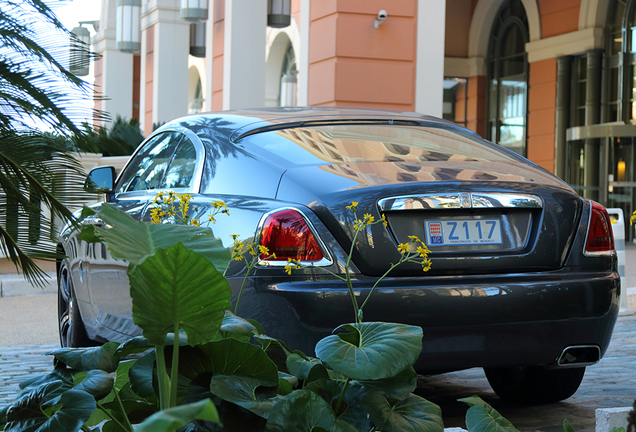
(116, 132, 183, 193)
(162, 137, 197, 189)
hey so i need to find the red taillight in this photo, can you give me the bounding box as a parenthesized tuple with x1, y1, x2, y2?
(259, 209, 324, 261)
(585, 202, 615, 253)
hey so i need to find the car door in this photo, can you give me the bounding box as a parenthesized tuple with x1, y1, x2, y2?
(86, 130, 203, 340)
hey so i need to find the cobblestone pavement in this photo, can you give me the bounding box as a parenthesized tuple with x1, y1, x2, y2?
(0, 317, 634, 431)
(0, 344, 59, 406)
(417, 314, 636, 432)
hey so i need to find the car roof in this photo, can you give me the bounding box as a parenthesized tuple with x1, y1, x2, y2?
(161, 107, 472, 143)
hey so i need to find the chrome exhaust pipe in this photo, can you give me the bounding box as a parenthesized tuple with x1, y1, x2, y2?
(556, 345, 601, 367)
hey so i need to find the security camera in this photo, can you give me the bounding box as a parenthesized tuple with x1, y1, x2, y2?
(375, 10, 387, 28)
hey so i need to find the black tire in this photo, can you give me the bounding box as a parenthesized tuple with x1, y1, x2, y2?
(484, 365, 586, 404)
(58, 260, 94, 347)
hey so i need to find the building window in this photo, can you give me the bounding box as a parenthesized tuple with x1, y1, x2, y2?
(605, 0, 636, 122)
(486, 0, 529, 157)
(570, 55, 587, 127)
(279, 43, 297, 107)
(443, 77, 468, 128)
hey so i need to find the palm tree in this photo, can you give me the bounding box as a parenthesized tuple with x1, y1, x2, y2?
(0, 0, 98, 286)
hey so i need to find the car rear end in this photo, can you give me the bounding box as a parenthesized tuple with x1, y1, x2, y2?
(232, 118, 619, 401)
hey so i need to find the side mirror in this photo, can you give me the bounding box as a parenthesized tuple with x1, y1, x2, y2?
(84, 166, 116, 194)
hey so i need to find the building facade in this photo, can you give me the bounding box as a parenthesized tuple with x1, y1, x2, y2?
(91, 0, 636, 240)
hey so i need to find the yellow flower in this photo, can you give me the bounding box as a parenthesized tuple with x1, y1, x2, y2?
(363, 213, 374, 224)
(416, 245, 430, 257)
(354, 219, 363, 231)
(258, 245, 270, 256)
(189, 219, 200, 226)
(421, 258, 432, 272)
(230, 234, 240, 240)
(398, 243, 410, 254)
(150, 207, 161, 224)
(408, 235, 421, 243)
(247, 245, 257, 256)
(346, 201, 359, 211)
(284, 264, 293, 275)
(209, 215, 216, 223)
(382, 214, 388, 227)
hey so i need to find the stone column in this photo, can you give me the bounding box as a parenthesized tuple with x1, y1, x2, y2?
(222, 0, 266, 109)
(140, 0, 190, 133)
(415, 0, 446, 117)
(93, 0, 134, 126)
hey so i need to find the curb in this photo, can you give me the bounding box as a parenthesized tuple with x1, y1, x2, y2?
(596, 407, 633, 432)
(0, 272, 56, 297)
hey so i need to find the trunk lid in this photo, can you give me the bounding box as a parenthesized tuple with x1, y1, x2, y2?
(277, 162, 582, 277)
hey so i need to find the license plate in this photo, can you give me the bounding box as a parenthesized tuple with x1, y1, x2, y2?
(425, 219, 503, 246)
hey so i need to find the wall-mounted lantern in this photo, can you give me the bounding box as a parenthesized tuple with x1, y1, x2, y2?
(116, 0, 141, 52)
(267, 0, 291, 28)
(190, 22, 206, 58)
(70, 25, 90, 76)
(181, 0, 208, 22)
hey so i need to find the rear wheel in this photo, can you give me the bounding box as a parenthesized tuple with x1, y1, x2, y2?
(484, 365, 586, 404)
(58, 261, 93, 347)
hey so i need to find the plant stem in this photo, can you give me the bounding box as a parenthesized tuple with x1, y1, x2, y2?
(97, 401, 133, 432)
(233, 259, 252, 314)
(169, 323, 181, 408)
(155, 345, 171, 410)
(334, 378, 350, 415)
(346, 228, 361, 323)
(359, 259, 403, 312)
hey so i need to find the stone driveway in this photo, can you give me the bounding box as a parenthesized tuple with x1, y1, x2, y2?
(0, 316, 634, 431)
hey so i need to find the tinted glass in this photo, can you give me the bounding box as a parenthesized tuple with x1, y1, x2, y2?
(116, 132, 183, 193)
(245, 125, 524, 167)
(162, 137, 197, 189)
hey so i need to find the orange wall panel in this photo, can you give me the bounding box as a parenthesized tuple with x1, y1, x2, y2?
(335, 59, 414, 105)
(445, 0, 472, 57)
(527, 59, 557, 172)
(309, 15, 337, 62)
(526, 135, 555, 172)
(212, 0, 224, 111)
(466, 76, 486, 137)
(538, 0, 580, 38)
(144, 25, 154, 135)
(335, 14, 415, 61)
(307, 0, 417, 109)
(308, 59, 337, 105)
(292, 0, 301, 29)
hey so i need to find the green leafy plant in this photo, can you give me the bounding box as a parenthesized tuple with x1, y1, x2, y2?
(0, 198, 583, 432)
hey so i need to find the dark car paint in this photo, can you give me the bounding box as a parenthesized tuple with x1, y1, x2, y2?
(59, 107, 619, 375)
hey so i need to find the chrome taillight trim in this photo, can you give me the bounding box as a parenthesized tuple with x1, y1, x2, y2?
(254, 207, 334, 267)
(377, 192, 543, 211)
(583, 200, 616, 257)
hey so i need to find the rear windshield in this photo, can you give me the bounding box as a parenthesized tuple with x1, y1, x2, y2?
(242, 125, 525, 167)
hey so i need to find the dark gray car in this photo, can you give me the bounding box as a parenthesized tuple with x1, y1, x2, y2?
(57, 107, 619, 404)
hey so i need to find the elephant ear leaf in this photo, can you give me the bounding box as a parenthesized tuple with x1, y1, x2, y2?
(92, 203, 230, 272)
(5, 384, 96, 432)
(264, 389, 357, 432)
(46, 342, 120, 373)
(129, 242, 232, 346)
(458, 396, 519, 432)
(135, 399, 219, 432)
(315, 322, 422, 380)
